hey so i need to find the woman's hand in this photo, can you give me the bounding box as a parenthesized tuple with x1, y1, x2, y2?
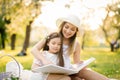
(79, 61, 84, 64)
(72, 61, 83, 68)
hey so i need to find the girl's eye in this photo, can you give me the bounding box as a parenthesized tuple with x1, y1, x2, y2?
(51, 42, 55, 45)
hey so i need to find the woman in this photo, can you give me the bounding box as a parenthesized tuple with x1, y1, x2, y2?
(31, 15, 109, 80)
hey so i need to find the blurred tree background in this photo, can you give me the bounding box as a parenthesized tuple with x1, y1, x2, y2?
(0, 0, 120, 54)
(0, 0, 50, 56)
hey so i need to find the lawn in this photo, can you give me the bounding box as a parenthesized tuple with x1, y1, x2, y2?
(80, 47, 120, 79)
(0, 47, 120, 79)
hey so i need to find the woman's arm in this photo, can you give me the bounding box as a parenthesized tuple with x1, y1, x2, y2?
(31, 39, 52, 65)
(73, 41, 81, 64)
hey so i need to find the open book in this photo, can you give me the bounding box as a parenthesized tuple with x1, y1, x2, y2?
(32, 57, 95, 75)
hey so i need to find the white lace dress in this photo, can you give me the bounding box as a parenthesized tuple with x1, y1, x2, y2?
(30, 51, 59, 80)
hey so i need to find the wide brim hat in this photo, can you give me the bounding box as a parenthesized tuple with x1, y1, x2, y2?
(56, 15, 82, 36)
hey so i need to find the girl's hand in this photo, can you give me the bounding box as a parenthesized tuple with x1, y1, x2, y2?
(42, 60, 53, 65)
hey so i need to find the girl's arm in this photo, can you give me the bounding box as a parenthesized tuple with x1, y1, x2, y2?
(73, 41, 81, 64)
(31, 39, 52, 65)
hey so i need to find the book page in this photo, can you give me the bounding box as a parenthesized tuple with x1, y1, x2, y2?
(73, 57, 95, 71)
(32, 64, 77, 75)
(32, 57, 95, 75)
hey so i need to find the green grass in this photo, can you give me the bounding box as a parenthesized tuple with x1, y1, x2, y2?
(80, 47, 120, 79)
(0, 47, 120, 79)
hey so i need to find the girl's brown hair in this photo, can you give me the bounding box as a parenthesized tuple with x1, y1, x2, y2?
(59, 22, 77, 55)
(43, 32, 64, 67)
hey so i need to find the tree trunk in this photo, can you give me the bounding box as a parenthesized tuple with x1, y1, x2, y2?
(17, 21, 32, 56)
(0, 29, 6, 49)
(110, 40, 118, 52)
(1, 35, 5, 49)
(110, 43, 114, 52)
(81, 33, 86, 50)
(11, 34, 16, 50)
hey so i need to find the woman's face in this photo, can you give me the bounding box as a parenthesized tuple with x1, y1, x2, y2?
(47, 37, 61, 54)
(62, 23, 77, 39)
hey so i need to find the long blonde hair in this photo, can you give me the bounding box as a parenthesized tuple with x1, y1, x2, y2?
(58, 22, 78, 55)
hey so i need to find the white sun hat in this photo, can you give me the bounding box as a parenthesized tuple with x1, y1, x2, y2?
(56, 15, 82, 36)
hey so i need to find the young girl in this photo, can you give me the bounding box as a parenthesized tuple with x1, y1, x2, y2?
(31, 15, 109, 80)
(31, 32, 72, 80)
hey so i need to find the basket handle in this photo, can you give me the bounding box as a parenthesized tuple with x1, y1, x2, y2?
(0, 54, 21, 78)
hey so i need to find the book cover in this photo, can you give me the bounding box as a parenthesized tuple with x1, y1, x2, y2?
(32, 57, 95, 75)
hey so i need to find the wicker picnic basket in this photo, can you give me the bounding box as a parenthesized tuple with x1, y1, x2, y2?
(0, 54, 21, 80)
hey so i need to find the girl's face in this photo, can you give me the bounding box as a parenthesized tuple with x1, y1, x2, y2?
(47, 37, 61, 54)
(62, 23, 77, 39)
